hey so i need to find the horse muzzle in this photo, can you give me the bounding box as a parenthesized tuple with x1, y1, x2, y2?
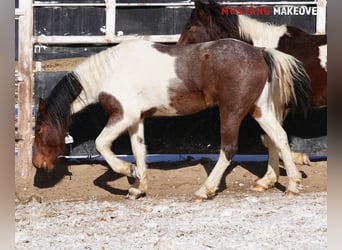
(32, 159, 54, 173)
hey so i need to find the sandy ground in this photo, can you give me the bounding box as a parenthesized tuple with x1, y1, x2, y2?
(15, 159, 327, 249)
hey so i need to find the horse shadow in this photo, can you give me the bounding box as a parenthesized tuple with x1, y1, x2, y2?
(216, 160, 307, 193)
(33, 157, 307, 197)
(166, 158, 308, 194)
(33, 158, 128, 196)
(33, 158, 73, 188)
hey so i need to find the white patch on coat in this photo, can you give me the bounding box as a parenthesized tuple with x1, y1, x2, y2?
(318, 44, 327, 71)
(72, 39, 179, 116)
(238, 15, 287, 48)
(253, 82, 301, 193)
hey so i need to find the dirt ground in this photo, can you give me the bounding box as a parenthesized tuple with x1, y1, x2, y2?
(15, 159, 327, 203)
(15, 160, 327, 249)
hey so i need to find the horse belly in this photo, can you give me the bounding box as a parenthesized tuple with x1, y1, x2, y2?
(168, 89, 209, 115)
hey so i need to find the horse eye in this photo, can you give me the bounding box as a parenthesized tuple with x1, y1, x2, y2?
(35, 127, 43, 134)
(186, 24, 193, 30)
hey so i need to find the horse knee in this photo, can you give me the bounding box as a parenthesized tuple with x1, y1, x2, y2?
(95, 137, 110, 153)
(222, 142, 238, 160)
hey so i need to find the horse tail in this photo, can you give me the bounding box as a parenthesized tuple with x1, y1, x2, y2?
(263, 48, 310, 121)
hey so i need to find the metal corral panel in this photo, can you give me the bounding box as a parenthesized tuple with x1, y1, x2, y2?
(34, 71, 327, 156)
(31, 1, 326, 157)
(31, 0, 318, 60)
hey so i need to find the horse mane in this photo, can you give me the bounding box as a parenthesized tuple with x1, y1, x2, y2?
(205, 0, 287, 47)
(44, 72, 82, 128)
(202, 0, 241, 40)
(238, 15, 287, 47)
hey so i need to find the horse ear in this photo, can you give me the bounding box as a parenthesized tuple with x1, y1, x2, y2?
(194, 0, 205, 10)
(194, 0, 207, 17)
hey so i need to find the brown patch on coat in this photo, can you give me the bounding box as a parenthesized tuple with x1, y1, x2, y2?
(250, 105, 262, 119)
(141, 108, 157, 118)
(153, 40, 268, 117)
(98, 92, 123, 126)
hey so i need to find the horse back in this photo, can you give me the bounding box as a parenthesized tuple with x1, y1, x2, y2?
(156, 39, 269, 115)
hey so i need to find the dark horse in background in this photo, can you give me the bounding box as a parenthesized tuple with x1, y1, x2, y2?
(178, 0, 327, 192)
(32, 39, 309, 200)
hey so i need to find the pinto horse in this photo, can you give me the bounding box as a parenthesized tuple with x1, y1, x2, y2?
(178, 0, 326, 191)
(33, 39, 309, 200)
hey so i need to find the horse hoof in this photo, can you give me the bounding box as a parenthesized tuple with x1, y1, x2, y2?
(126, 187, 145, 200)
(283, 190, 299, 197)
(190, 195, 207, 203)
(125, 192, 146, 200)
(302, 155, 311, 166)
(250, 183, 267, 192)
(293, 153, 311, 166)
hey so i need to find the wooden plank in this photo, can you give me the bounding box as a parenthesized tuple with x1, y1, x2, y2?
(32, 34, 181, 44)
(316, 0, 327, 33)
(17, 0, 34, 178)
(105, 0, 116, 38)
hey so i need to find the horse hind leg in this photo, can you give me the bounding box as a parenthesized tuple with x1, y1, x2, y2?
(126, 120, 148, 199)
(251, 135, 309, 193)
(251, 134, 280, 192)
(253, 107, 302, 195)
(280, 109, 311, 165)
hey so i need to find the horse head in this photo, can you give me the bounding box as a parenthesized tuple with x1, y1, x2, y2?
(178, 0, 240, 45)
(178, 0, 213, 45)
(32, 98, 68, 172)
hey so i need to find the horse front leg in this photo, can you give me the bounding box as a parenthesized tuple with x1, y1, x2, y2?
(95, 120, 139, 179)
(127, 120, 148, 199)
(194, 112, 240, 201)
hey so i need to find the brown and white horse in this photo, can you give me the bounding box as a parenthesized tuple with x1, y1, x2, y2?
(33, 39, 309, 200)
(178, 0, 327, 192)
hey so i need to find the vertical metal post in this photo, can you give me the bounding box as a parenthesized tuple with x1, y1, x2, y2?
(316, 0, 327, 34)
(17, 0, 34, 178)
(106, 0, 116, 39)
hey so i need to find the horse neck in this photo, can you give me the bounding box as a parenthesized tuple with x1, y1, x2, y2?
(237, 15, 287, 48)
(71, 46, 120, 113)
(45, 73, 82, 131)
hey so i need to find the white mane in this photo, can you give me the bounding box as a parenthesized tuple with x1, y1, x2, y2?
(72, 40, 148, 112)
(238, 15, 287, 48)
